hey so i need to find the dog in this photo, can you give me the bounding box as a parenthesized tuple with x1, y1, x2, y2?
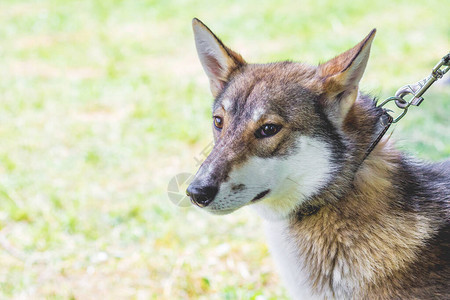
(186, 18, 449, 299)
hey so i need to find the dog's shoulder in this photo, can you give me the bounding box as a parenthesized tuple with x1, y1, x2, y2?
(398, 156, 449, 212)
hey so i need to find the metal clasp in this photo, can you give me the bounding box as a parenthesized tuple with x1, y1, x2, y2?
(379, 52, 450, 123)
(394, 77, 428, 108)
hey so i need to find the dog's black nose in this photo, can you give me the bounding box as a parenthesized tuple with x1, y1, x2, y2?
(186, 184, 218, 207)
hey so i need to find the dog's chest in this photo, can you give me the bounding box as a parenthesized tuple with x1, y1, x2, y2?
(264, 220, 318, 299)
(263, 219, 355, 300)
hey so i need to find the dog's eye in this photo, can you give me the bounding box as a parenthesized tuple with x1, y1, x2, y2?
(255, 124, 282, 138)
(213, 116, 223, 130)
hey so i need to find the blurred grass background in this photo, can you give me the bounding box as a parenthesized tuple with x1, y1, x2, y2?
(0, 0, 448, 299)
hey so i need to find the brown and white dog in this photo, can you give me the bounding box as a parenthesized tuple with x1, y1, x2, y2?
(186, 18, 449, 299)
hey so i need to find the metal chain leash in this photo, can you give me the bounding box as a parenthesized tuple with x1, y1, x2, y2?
(378, 52, 450, 123)
(363, 52, 450, 161)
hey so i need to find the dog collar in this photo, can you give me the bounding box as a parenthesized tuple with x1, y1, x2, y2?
(296, 203, 322, 219)
(362, 110, 393, 162)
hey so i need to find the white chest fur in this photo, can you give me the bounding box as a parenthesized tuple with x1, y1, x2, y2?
(264, 219, 360, 299)
(263, 219, 320, 300)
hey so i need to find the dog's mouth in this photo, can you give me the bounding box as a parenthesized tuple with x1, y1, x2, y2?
(251, 189, 271, 203)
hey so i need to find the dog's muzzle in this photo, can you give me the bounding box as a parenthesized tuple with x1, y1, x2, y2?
(186, 183, 218, 207)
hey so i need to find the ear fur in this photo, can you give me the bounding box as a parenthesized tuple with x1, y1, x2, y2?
(192, 18, 246, 97)
(318, 29, 376, 122)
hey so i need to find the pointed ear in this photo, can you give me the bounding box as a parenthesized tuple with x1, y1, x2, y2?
(192, 18, 246, 97)
(317, 29, 376, 123)
(318, 29, 376, 95)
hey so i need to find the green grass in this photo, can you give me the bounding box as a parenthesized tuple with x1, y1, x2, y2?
(0, 0, 448, 299)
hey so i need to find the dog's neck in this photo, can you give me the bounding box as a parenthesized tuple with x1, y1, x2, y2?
(265, 95, 434, 298)
(295, 93, 385, 217)
(275, 138, 433, 298)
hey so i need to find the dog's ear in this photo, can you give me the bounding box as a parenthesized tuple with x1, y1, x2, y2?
(192, 18, 246, 97)
(318, 29, 376, 122)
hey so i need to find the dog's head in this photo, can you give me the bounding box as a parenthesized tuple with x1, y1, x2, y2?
(187, 18, 376, 220)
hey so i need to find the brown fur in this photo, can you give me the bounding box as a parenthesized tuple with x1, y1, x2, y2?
(203, 62, 323, 177)
(190, 19, 449, 299)
(289, 139, 438, 299)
